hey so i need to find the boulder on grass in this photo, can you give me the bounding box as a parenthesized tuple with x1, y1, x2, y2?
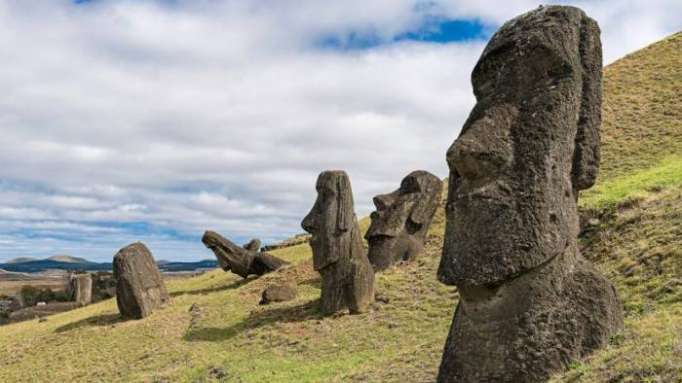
(260, 284, 297, 305)
(113, 242, 169, 319)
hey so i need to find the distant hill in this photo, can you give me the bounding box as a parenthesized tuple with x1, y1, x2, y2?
(46, 255, 91, 264)
(157, 259, 218, 272)
(0, 260, 111, 273)
(5, 257, 37, 264)
(0, 258, 218, 273)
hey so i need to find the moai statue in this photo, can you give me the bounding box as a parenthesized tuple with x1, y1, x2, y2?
(242, 238, 262, 252)
(202, 231, 287, 278)
(68, 273, 93, 306)
(436, 6, 623, 383)
(301, 171, 374, 315)
(113, 242, 169, 319)
(365, 170, 443, 272)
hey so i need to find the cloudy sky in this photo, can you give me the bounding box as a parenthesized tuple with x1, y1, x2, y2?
(0, 0, 679, 262)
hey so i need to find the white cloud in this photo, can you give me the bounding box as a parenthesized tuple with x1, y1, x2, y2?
(0, 0, 679, 261)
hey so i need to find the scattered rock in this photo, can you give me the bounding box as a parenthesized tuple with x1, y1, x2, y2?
(113, 242, 169, 319)
(375, 293, 390, 304)
(207, 366, 228, 380)
(436, 6, 623, 382)
(260, 284, 297, 305)
(301, 170, 374, 315)
(365, 170, 443, 272)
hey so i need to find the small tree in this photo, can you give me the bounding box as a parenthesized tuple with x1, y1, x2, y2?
(20, 285, 40, 306)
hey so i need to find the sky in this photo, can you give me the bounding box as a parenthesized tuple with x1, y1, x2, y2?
(0, 0, 680, 262)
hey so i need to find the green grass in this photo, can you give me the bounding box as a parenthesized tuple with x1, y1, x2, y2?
(0, 31, 680, 383)
(0, 237, 456, 383)
(580, 155, 682, 210)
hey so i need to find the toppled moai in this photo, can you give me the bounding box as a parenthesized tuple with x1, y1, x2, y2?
(301, 170, 374, 315)
(242, 238, 262, 252)
(365, 170, 442, 272)
(202, 231, 288, 278)
(68, 273, 93, 306)
(113, 242, 169, 319)
(436, 6, 623, 382)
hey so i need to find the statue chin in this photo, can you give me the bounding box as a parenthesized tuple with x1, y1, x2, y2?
(367, 235, 398, 272)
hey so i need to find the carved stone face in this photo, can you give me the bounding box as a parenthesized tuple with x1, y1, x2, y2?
(438, 7, 602, 287)
(365, 170, 442, 271)
(301, 171, 354, 271)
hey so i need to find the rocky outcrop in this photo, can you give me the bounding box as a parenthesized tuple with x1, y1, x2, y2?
(113, 242, 169, 319)
(302, 170, 374, 315)
(436, 6, 623, 382)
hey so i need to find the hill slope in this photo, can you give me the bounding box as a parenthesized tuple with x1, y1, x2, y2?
(46, 255, 91, 264)
(0, 33, 680, 382)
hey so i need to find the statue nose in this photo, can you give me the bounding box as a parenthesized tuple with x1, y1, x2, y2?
(447, 118, 512, 181)
(448, 139, 487, 180)
(301, 212, 317, 233)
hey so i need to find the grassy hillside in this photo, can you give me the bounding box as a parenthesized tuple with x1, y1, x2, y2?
(0, 32, 680, 382)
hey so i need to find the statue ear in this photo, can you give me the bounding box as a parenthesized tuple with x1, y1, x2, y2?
(572, 15, 602, 191)
(409, 178, 443, 225)
(336, 174, 353, 231)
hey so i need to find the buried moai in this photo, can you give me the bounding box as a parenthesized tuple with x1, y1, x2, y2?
(365, 170, 442, 272)
(436, 6, 623, 383)
(68, 273, 93, 306)
(302, 171, 374, 315)
(202, 231, 288, 278)
(113, 242, 169, 319)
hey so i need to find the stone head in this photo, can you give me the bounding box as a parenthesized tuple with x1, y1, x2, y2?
(365, 170, 443, 270)
(202, 230, 250, 272)
(438, 6, 602, 287)
(301, 170, 355, 271)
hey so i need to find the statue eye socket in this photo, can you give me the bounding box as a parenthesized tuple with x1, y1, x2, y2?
(400, 178, 421, 194)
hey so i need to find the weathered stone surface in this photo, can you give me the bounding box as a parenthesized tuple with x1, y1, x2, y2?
(68, 273, 92, 306)
(302, 170, 374, 315)
(436, 6, 623, 382)
(202, 231, 288, 278)
(242, 238, 262, 252)
(365, 170, 442, 272)
(260, 284, 297, 304)
(113, 242, 169, 319)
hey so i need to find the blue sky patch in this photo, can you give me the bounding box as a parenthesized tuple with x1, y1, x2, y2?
(318, 18, 490, 50)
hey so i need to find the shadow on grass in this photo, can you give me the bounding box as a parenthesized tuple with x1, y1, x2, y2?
(55, 313, 123, 333)
(170, 276, 256, 297)
(185, 299, 323, 342)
